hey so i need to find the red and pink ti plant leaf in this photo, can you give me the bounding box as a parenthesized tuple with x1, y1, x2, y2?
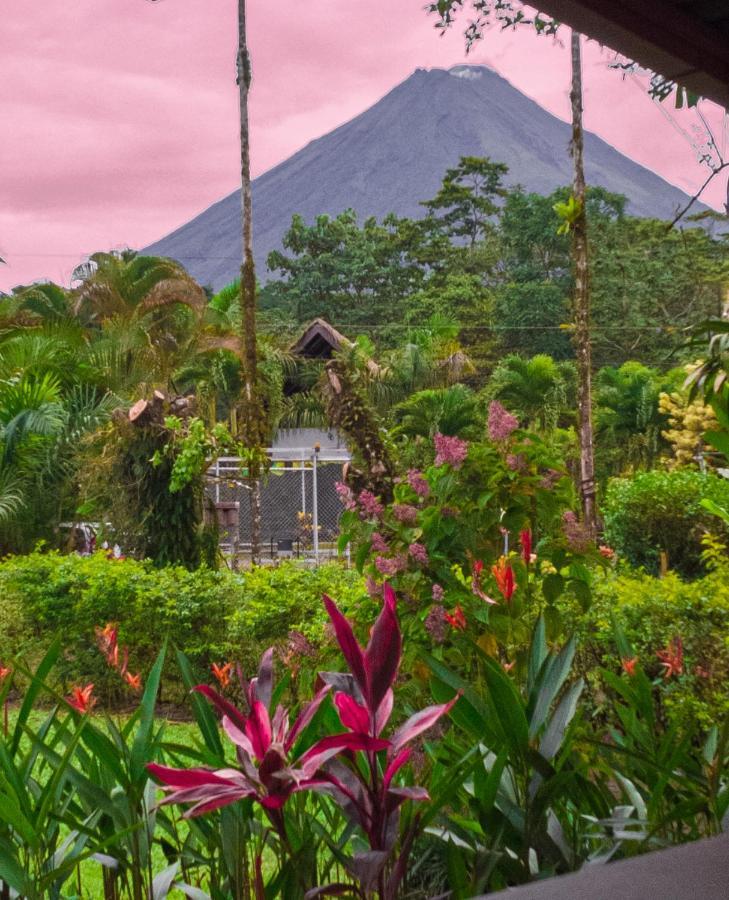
(315, 584, 459, 895)
(148, 647, 387, 817)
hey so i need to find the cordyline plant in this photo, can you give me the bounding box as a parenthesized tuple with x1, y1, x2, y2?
(148, 585, 457, 898)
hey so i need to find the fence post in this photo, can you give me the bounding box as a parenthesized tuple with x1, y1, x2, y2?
(312, 445, 319, 565)
(215, 459, 220, 503)
(301, 449, 306, 515)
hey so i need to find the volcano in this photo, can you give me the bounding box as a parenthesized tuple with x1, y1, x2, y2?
(143, 65, 703, 291)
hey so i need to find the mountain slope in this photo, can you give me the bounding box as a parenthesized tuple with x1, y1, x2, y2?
(143, 65, 702, 291)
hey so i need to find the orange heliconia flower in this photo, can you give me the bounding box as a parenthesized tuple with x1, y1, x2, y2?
(657, 637, 684, 679)
(492, 556, 516, 602)
(68, 683, 96, 714)
(95, 623, 119, 669)
(96, 623, 143, 692)
(212, 662, 234, 688)
(621, 657, 638, 676)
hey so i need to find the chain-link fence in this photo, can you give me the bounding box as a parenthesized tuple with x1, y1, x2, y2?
(206, 447, 351, 566)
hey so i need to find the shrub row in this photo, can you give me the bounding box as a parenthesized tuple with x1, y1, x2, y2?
(0, 551, 367, 702)
(3, 546, 729, 723)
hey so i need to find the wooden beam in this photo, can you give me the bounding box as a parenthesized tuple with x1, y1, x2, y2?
(533, 0, 729, 109)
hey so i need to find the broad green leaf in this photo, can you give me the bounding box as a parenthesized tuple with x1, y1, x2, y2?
(12, 637, 60, 755)
(477, 651, 529, 759)
(528, 616, 547, 694)
(528, 636, 576, 738)
(0, 836, 32, 894)
(176, 648, 223, 758)
(539, 679, 583, 761)
(542, 573, 564, 604)
(130, 643, 167, 782)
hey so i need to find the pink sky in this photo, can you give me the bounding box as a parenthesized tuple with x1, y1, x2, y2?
(2, 0, 726, 292)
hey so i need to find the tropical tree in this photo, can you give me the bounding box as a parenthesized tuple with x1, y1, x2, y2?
(421, 155, 508, 246)
(71, 250, 205, 327)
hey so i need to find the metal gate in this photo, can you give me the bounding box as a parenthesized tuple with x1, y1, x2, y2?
(207, 447, 351, 565)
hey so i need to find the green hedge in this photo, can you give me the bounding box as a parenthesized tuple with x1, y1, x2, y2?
(603, 469, 729, 578)
(0, 551, 367, 702)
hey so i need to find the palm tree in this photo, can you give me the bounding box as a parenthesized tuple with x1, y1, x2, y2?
(71, 250, 205, 326)
(71, 250, 207, 394)
(569, 30, 598, 534)
(595, 362, 675, 473)
(392, 384, 482, 441)
(487, 354, 575, 430)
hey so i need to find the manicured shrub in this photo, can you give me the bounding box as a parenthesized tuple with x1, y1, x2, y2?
(603, 469, 729, 578)
(0, 551, 367, 701)
(224, 561, 371, 669)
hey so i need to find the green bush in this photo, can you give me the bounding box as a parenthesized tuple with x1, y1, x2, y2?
(603, 469, 729, 578)
(563, 558, 729, 726)
(224, 562, 371, 670)
(0, 551, 367, 702)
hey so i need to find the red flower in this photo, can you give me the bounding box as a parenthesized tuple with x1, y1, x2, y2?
(67, 683, 95, 714)
(445, 605, 467, 630)
(0, 664, 10, 682)
(211, 662, 233, 688)
(657, 637, 683, 679)
(492, 557, 516, 602)
(519, 529, 532, 566)
(621, 657, 638, 677)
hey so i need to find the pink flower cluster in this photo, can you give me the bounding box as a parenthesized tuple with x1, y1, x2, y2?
(488, 401, 519, 442)
(424, 604, 447, 644)
(407, 469, 430, 498)
(393, 503, 418, 525)
(375, 555, 407, 577)
(434, 432, 469, 469)
(365, 575, 382, 598)
(506, 453, 527, 472)
(335, 481, 356, 511)
(358, 490, 383, 521)
(540, 468, 563, 490)
(432, 583, 444, 602)
(408, 542, 428, 565)
(370, 532, 389, 553)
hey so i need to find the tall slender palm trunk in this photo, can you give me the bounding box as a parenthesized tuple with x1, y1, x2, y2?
(569, 30, 597, 535)
(237, 0, 265, 562)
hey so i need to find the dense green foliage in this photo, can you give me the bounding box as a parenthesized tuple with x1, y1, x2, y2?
(566, 557, 729, 726)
